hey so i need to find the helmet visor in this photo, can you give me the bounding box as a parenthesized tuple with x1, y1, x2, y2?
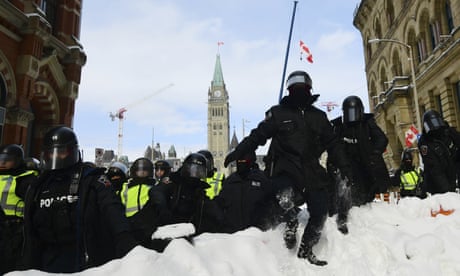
(423, 116, 446, 133)
(42, 145, 79, 170)
(181, 163, 207, 179)
(343, 106, 362, 123)
(286, 75, 311, 89)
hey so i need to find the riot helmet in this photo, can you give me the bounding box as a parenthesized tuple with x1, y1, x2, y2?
(342, 95, 364, 123)
(236, 151, 256, 176)
(130, 158, 153, 178)
(286, 70, 312, 91)
(107, 161, 129, 180)
(0, 144, 24, 170)
(154, 160, 171, 176)
(422, 110, 447, 134)
(400, 149, 413, 169)
(41, 126, 80, 170)
(181, 153, 207, 179)
(197, 149, 214, 177)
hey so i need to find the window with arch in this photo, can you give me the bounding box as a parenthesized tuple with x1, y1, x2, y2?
(391, 50, 402, 77)
(445, 0, 454, 33)
(386, 0, 395, 26)
(0, 74, 6, 144)
(375, 18, 382, 40)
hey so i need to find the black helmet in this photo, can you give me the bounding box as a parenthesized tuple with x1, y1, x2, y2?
(286, 70, 312, 90)
(41, 126, 80, 170)
(181, 153, 207, 179)
(130, 157, 153, 178)
(401, 149, 413, 168)
(107, 161, 129, 180)
(154, 160, 171, 173)
(342, 95, 364, 123)
(236, 151, 256, 175)
(0, 144, 24, 170)
(197, 149, 214, 177)
(24, 157, 40, 171)
(422, 110, 447, 134)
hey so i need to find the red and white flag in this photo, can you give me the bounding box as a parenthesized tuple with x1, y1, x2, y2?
(299, 40, 313, 63)
(405, 125, 419, 147)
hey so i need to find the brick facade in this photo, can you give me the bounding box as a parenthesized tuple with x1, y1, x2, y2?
(0, 0, 85, 157)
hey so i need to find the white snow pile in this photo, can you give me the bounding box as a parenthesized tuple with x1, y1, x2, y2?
(10, 193, 460, 276)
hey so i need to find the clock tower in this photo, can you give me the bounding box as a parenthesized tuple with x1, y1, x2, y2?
(207, 54, 230, 172)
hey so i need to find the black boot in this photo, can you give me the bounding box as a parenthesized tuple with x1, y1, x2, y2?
(283, 218, 298, 249)
(297, 241, 327, 266)
(336, 214, 348, 235)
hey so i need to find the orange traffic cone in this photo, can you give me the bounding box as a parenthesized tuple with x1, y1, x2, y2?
(431, 205, 455, 217)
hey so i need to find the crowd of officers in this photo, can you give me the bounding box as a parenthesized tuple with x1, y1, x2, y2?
(1, 71, 460, 273)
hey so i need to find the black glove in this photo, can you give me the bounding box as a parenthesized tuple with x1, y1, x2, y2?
(224, 150, 241, 167)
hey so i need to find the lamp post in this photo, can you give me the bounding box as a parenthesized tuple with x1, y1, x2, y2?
(368, 38, 422, 131)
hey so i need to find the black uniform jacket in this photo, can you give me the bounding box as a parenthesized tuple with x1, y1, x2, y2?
(21, 163, 136, 273)
(235, 95, 349, 192)
(418, 127, 460, 194)
(215, 168, 273, 233)
(331, 114, 390, 194)
(149, 171, 224, 235)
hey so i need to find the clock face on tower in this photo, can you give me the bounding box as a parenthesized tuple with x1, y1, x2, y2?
(214, 90, 222, 97)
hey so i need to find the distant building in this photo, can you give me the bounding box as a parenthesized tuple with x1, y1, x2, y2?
(0, 1, 86, 157)
(354, 0, 460, 169)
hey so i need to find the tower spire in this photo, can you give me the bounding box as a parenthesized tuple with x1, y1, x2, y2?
(212, 42, 225, 87)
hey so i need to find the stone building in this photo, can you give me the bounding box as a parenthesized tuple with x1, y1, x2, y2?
(207, 53, 230, 172)
(354, 0, 460, 169)
(0, 0, 85, 157)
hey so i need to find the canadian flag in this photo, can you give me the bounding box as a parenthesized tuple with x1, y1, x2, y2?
(299, 40, 313, 63)
(405, 125, 419, 147)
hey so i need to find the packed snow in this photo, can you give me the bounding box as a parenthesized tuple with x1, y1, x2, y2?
(9, 193, 460, 276)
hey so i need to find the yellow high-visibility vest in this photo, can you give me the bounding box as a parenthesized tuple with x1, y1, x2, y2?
(204, 172, 224, 199)
(0, 170, 35, 217)
(120, 182, 151, 217)
(400, 168, 421, 191)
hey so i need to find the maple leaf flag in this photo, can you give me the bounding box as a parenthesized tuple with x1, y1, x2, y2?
(299, 40, 313, 63)
(405, 125, 419, 147)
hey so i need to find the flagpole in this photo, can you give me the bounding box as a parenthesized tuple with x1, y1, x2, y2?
(278, 0, 298, 103)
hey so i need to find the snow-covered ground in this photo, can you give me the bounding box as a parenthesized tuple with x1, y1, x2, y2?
(10, 193, 460, 276)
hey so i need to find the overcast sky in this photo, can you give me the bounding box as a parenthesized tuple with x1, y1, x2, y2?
(73, 0, 367, 162)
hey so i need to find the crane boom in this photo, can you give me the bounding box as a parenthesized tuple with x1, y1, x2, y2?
(109, 83, 174, 160)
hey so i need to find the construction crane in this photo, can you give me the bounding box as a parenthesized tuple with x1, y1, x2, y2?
(320, 101, 339, 112)
(109, 83, 174, 160)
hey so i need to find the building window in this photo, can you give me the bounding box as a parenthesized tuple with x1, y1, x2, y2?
(436, 95, 443, 118)
(417, 39, 426, 62)
(455, 81, 460, 120)
(429, 21, 441, 50)
(446, 1, 454, 33)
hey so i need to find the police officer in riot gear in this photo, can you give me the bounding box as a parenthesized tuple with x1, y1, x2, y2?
(0, 144, 37, 274)
(215, 151, 273, 233)
(329, 95, 390, 232)
(154, 160, 171, 185)
(197, 149, 225, 199)
(393, 149, 423, 197)
(150, 153, 223, 235)
(22, 126, 137, 273)
(106, 161, 129, 193)
(418, 110, 460, 194)
(119, 157, 157, 249)
(224, 70, 352, 266)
